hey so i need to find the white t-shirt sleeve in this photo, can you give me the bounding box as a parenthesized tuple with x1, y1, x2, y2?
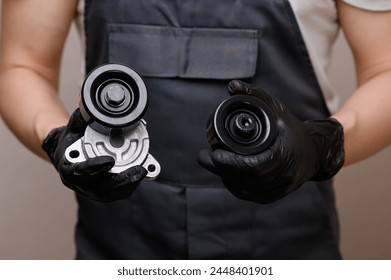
(342, 0, 391, 11)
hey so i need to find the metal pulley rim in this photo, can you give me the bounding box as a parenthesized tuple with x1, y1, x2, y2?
(80, 64, 148, 127)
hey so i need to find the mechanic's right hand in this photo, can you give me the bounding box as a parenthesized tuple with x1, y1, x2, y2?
(42, 108, 147, 202)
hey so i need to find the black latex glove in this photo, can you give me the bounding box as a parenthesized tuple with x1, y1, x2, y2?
(42, 108, 147, 202)
(198, 80, 344, 204)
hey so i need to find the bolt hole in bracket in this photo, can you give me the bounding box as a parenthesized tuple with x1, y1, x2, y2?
(65, 64, 160, 179)
(206, 94, 277, 155)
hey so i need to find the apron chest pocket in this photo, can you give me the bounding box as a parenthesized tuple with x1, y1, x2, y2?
(108, 24, 258, 80)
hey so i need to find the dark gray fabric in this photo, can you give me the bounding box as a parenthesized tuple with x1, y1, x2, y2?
(76, 179, 340, 260)
(109, 24, 258, 79)
(78, 0, 341, 260)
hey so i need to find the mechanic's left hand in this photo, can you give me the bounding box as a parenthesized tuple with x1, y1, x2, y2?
(198, 80, 345, 204)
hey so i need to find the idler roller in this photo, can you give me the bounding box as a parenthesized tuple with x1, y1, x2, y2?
(207, 95, 277, 155)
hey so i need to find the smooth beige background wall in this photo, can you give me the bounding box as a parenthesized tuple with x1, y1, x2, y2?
(1, 20, 390, 259)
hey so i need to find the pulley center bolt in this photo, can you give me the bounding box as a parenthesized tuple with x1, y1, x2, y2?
(104, 85, 126, 107)
(233, 112, 258, 137)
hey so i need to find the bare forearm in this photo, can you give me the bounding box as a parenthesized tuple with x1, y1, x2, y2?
(0, 0, 78, 159)
(0, 67, 69, 159)
(333, 70, 391, 165)
(334, 1, 391, 166)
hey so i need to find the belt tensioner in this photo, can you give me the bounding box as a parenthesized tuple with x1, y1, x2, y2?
(65, 64, 160, 179)
(206, 94, 277, 155)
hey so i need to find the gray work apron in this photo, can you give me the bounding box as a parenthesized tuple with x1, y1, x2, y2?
(76, 0, 341, 259)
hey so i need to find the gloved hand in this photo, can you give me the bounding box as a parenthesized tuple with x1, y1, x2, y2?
(42, 108, 147, 202)
(198, 80, 345, 204)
